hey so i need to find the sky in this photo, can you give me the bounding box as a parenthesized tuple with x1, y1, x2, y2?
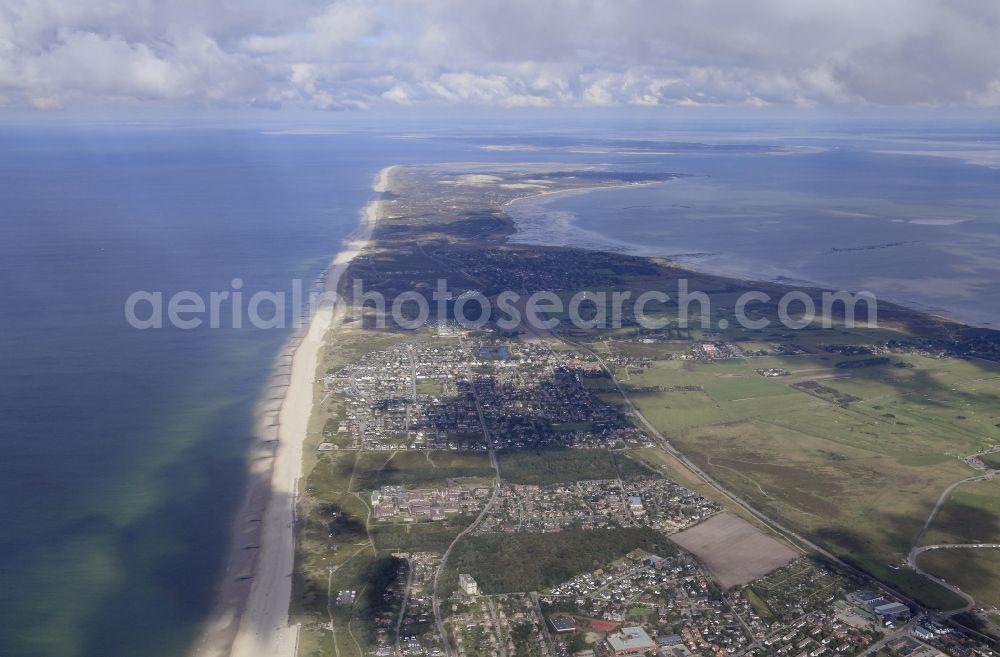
(1, 0, 999, 113)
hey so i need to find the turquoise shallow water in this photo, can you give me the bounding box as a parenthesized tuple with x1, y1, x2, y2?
(0, 126, 483, 657)
(0, 121, 605, 657)
(4, 120, 997, 657)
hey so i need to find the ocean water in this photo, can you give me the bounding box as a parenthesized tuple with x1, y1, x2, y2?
(508, 128, 1000, 327)
(0, 121, 615, 657)
(3, 120, 998, 657)
(0, 126, 488, 657)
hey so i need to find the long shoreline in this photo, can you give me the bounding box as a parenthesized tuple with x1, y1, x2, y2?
(506, 183, 998, 329)
(193, 165, 395, 657)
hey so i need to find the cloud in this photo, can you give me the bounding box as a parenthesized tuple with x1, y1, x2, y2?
(0, 0, 998, 110)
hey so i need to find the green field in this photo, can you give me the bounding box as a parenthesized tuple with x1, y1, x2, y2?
(352, 450, 494, 491)
(288, 164, 1000, 657)
(603, 341, 1000, 609)
(918, 548, 1000, 609)
(923, 478, 1000, 545)
(497, 448, 649, 484)
(293, 447, 429, 657)
(444, 528, 677, 594)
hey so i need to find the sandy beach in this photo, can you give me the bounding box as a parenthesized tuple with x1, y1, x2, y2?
(193, 165, 395, 657)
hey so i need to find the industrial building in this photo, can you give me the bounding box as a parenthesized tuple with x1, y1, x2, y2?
(607, 626, 656, 656)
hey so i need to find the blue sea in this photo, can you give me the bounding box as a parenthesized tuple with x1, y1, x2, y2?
(0, 121, 617, 657)
(2, 120, 998, 657)
(0, 125, 490, 657)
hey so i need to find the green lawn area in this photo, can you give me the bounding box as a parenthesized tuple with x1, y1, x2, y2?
(918, 548, 1000, 609)
(416, 378, 441, 395)
(497, 448, 649, 485)
(923, 478, 1000, 545)
(627, 607, 654, 620)
(592, 337, 1000, 611)
(352, 450, 494, 491)
(745, 587, 776, 622)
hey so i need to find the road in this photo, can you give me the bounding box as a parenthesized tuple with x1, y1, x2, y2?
(906, 543, 1000, 614)
(432, 361, 502, 657)
(915, 472, 995, 545)
(486, 597, 509, 657)
(530, 592, 555, 657)
(858, 615, 923, 657)
(555, 335, 958, 617)
(906, 469, 997, 615)
(393, 560, 414, 656)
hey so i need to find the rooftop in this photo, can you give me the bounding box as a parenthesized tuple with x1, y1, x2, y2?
(608, 626, 655, 652)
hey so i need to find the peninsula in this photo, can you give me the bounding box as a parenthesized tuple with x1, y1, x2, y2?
(211, 162, 1000, 657)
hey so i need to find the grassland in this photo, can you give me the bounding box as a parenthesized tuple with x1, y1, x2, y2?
(292, 450, 380, 657)
(922, 478, 1000, 545)
(292, 443, 498, 657)
(496, 448, 649, 484)
(352, 450, 494, 491)
(918, 549, 1000, 609)
(981, 452, 1000, 469)
(599, 340, 1000, 608)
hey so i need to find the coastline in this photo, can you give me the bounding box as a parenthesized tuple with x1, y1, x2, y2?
(506, 184, 998, 329)
(193, 165, 395, 657)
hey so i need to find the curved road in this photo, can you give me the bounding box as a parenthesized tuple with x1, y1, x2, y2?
(432, 362, 502, 657)
(915, 473, 995, 545)
(558, 335, 983, 619)
(907, 543, 1000, 614)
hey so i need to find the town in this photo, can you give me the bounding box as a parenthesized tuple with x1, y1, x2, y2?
(474, 478, 719, 535)
(322, 339, 650, 452)
(292, 165, 1000, 657)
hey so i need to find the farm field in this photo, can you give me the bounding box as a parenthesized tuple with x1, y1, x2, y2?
(669, 512, 799, 588)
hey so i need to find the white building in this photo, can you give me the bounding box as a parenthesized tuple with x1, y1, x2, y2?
(459, 573, 478, 596)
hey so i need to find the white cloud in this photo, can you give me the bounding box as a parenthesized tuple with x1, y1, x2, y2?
(0, 0, 998, 110)
(381, 84, 411, 104)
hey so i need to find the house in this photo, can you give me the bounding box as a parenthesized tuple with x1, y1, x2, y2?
(659, 647, 693, 657)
